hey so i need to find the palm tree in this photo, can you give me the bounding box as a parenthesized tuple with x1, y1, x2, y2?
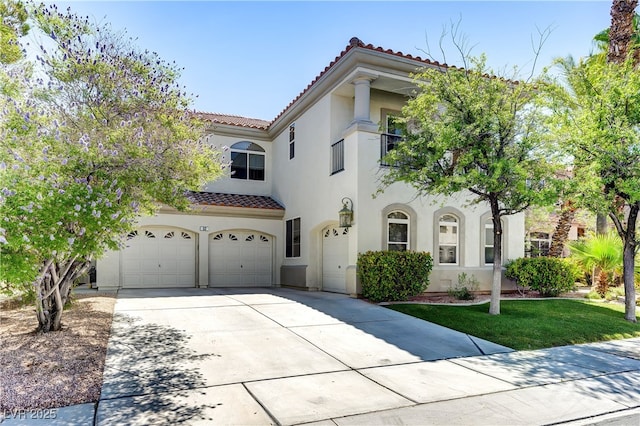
(607, 0, 640, 63)
(569, 233, 623, 297)
(549, 4, 640, 258)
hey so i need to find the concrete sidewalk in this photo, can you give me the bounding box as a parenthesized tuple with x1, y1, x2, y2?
(4, 288, 639, 425)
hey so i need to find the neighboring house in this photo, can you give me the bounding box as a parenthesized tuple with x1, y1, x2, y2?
(96, 37, 525, 295)
(525, 207, 589, 258)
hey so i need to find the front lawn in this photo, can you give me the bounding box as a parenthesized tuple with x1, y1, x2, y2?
(388, 299, 640, 350)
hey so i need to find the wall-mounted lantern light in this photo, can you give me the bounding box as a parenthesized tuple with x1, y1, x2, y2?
(339, 197, 354, 228)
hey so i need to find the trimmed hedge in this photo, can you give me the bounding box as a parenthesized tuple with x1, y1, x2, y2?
(357, 250, 433, 302)
(505, 257, 577, 297)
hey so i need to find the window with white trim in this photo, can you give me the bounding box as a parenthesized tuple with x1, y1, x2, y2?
(387, 211, 409, 251)
(230, 141, 265, 181)
(438, 214, 458, 264)
(484, 218, 504, 264)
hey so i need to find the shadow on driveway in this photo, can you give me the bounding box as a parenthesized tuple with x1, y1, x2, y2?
(97, 313, 221, 425)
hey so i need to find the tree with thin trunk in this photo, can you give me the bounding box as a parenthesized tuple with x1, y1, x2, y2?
(379, 42, 560, 315)
(1, 4, 224, 332)
(543, 55, 639, 322)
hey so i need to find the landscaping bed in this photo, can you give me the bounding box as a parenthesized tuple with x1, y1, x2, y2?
(0, 294, 116, 412)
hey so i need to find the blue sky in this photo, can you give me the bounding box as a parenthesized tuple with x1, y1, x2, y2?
(54, 1, 613, 120)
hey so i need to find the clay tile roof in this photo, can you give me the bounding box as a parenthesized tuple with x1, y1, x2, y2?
(269, 37, 441, 124)
(196, 112, 270, 130)
(196, 38, 447, 129)
(188, 191, 284, 210)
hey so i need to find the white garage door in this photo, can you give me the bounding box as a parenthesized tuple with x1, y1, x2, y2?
(209, 231, 272, 287)
(322, 226, 349, 293)
(122, 228, 196, 288)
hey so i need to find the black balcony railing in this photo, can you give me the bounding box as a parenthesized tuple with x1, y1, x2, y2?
(330, 139, 344, 175)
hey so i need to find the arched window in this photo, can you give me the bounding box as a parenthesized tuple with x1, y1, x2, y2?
(230, 141, 265, 181)
(387, 211, 409, 251)
(438, 214, 458, 264)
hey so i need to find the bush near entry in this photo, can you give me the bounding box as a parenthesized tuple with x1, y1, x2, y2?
(357, 251, 433, 302)
(505, 257, 577, 297)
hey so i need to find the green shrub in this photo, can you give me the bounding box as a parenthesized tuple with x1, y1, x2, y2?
(448, 273, 479, 300)
(357, 250, 433, 302)
(505, 257, 577, 297)
(585, 290, 602, 300)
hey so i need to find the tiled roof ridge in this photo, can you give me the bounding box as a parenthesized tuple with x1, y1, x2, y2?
(197, 38, 448, 131)
(269, 37, 446, 125)
(188, 191, 284, 210)
(196, 112, 270, 130)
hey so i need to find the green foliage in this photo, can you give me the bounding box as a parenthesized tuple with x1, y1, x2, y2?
(380, 55, 561, 211)
(0, 4, 224, 331)
(569, 233, 625, 296)
(377, 51, 562, 315)
(505, 257, 577, 297)
(357, 251, 432, 303)
(0, 0, 29, 64)
(447, 273, 479, 300)
(543, 55, 640, 321)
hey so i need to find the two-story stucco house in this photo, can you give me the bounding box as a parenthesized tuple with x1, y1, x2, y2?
(96, 37, 525, 295)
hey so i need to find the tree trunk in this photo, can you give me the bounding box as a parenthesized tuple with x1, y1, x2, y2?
(489, 198, 502, 315)
(622, 239, 637, 322)
(549, 201, 576, 257)
(621, 204, 638, 322)
(34, 257, 92, 332)
(596, 213, 609, 235)
(608, 0, 639, 63)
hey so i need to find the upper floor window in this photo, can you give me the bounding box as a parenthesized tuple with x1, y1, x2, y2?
(438, 214, 458, 264)
(286, 218, 301, 258)
(387, 211, 409, 251)
(289, 124, 295, 159)
(380, 111, 402, 167)
(331, 139, 344, 175)
(230, 141, 265, 181)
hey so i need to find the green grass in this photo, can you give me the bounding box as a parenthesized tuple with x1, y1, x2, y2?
(388, 299, 640, 350)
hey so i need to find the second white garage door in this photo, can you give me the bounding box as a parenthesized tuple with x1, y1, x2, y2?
(209, 231, 273, 287)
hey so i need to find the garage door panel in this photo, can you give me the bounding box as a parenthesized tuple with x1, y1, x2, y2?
(122, 228, 196, 288)
(209, 231, 272, 287)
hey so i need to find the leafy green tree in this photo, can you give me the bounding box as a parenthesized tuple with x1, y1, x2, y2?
(0, 4, 223, 332)
(544, 56, 639, 322)
(379, 54, 560, 315)
(0, 0, 29, 64)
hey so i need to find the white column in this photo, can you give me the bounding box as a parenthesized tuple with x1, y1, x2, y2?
(353, 76, 373, 123)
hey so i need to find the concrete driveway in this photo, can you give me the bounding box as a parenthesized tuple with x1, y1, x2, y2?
(93, 288, 640, 425)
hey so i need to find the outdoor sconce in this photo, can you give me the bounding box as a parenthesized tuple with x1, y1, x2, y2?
(339, 197, 354, 228)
